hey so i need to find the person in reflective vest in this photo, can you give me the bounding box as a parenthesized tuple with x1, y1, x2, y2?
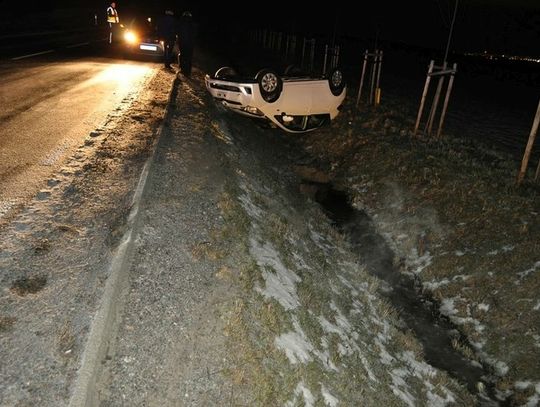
(107, 2, 119, 44)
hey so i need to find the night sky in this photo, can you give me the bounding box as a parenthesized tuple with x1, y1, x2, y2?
(0, 0, 538, 55)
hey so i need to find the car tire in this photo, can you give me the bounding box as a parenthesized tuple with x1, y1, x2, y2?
(255, 69, 282, 103)
(214, 66, 237, 79)
(328, 68, 345, 96)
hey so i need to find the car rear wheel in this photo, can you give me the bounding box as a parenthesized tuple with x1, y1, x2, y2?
(328, 68, 345, 96)
(255, 69, 282, 103)
(214, 66, 237, 79)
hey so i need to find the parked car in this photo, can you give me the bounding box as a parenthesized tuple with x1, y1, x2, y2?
(119, 15, 164, 58)
(204, 66, 346, 133)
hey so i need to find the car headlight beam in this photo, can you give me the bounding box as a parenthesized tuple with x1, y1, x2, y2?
(124, 30, 138, 44)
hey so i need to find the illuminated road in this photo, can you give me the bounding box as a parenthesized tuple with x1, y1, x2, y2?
(0, 50, 156, 219)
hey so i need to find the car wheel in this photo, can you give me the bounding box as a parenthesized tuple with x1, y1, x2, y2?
(255, 69, 282, 103)
(214, 66, 237, 79)
(328, 68, 345, 96)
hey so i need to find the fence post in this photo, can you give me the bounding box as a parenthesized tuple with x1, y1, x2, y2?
(369, 51, 377, 105)
(414, 60, 434, 136)
(309, 39, 315, 73)
(333, 45, 340, 69)
(323, 44, 329, 74)
(517, 98, 540, 185)
(301, 38, 306, 69)
(374, 50, 383, 106)
(425, 62, 447, 136)
(356, 50, 369, 108)
(436, 63, 457, 138)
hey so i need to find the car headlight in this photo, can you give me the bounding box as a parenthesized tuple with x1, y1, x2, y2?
(124, 30, 138, 44)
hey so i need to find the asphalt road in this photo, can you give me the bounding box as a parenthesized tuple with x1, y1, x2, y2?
(0, 42, 160, 220)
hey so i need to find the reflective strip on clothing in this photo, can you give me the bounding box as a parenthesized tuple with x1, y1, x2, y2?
(107, 7, 119, 23)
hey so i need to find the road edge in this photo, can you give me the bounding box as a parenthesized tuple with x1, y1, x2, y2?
(68, 74, 180, 407)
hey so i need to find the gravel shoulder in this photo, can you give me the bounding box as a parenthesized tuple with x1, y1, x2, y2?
(0, 67, 175, 406)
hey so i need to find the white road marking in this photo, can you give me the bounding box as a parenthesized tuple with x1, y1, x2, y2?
(12, 49, 55, 60)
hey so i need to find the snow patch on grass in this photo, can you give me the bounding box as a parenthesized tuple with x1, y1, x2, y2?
(320, 384, 339, 407)
(515, 261, 540, 283)
(487, 244, 515, 256)
(250, 237, 301, 311)
(515, 381, 540, 407)
(477, 303, 490, 312)
(406, 248, 432, 275)
(285, 381, 315, 407)
(423, 274, 470, 290)
(275, 317, 314, 364)
(238, 191, 264, 221)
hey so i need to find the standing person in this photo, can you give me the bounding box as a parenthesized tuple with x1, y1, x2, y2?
(107, 2, 120, 44)
(157, 9, 179, 70)
(178, 11, 196, 77)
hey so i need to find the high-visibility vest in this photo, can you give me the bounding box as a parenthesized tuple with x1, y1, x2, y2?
(107, 6, 119, 23)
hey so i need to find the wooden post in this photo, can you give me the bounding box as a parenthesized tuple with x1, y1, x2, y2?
(369, 51, 378, 105)
(374, 51, 383, 106)
(436, 63, 457, 138)
(426, 62, 447, 136)
(517, 98, 540, 185)
(414, 60, 434, 136)
(356, 50, 368, 108)
(535, 157, 540, 182)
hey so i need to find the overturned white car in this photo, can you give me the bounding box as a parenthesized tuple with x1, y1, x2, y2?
(204, 66, 346, 133)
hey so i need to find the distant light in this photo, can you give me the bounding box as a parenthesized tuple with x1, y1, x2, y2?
(147, 17, 152, 23)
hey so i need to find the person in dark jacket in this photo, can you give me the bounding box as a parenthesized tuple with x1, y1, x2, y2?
(178, 11, 196, 76)
(157, 9, 179, 69)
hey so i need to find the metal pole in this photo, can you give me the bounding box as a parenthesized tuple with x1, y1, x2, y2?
(517, 98, 540, 185)
(301, 38, 306, 68)
(356, 50, 369, 108)
(436, 63, 457, 138)
(309, 39, 315, 73)
(414, 60, 434, 136)
(444, 0, 459, 64)
(323, 44, 329, 74)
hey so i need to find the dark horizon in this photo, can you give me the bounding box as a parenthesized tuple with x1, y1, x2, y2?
(0, 0, 538, 56)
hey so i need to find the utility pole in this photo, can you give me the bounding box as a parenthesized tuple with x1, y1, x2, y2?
(444, 0, 459, 63)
